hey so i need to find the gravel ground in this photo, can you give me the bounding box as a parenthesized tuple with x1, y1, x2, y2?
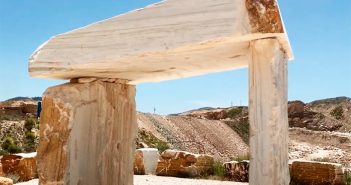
(16, 175, 248, 185)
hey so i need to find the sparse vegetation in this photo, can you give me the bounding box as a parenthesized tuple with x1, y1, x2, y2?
(24, 118, 36, 131)
(330, 106, 344, 120)
(22, 118, 39, 152)
(231, 152, 250, 162)
(6, 173, 20, 184)
(225, 119, 250, 145)
(0, 114, 21, 121)
(137, 129, 170, 153)
(156, 141, 170, 153)
(7, 144, 23, 153)
(1, 136, 22, 153)
(312, 156, 332, 163)
(212, 161, 226, 178)
(25, 131, 36, 142)
(36, 120, 40, 129)
(0, 149, 8, 155)
(2, 137, 15, 150)
(0, 116, 38, 154)
(227, 107, 243, 119)
(345, 169, 351, 185)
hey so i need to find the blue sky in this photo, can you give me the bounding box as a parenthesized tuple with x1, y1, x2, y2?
(0, 0, 350, 115)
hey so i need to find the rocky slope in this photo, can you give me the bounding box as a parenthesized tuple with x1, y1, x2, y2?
(172, 97, 351, 166)
(137, 113, 248, 161)
(308, 97, 351, 132)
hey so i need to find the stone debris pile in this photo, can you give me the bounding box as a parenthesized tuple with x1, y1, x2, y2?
(0, 153, 37, 182)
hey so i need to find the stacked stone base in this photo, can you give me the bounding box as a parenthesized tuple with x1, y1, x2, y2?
(155, 150, 214, 177)
(223, 160, 249, 182)
(1, 154, 37, 181)
(290, 161, 346, 185)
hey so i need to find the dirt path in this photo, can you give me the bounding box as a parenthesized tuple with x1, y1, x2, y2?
(16, 175, 247, 185)
(134, 175, 247, 185)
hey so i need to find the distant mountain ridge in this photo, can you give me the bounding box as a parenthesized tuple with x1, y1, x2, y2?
(5, 97, 42, 102)
(308, 96, 351, 105)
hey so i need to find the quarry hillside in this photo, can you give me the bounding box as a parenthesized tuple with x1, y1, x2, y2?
(0, 96, 350, 166)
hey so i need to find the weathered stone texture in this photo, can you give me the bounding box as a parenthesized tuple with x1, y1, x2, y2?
(0, 154, 38, 181)
(133, 148, 160, 175)
(224, 161, 249, 182)
(16, 157, 38, 181)
(0, 163, 4, 177)
(290, 161, 346, 185)
(249, 39, 289, 185)
(0, 155, 22, 175)
(0, 177, 13, 185)
(246, 0, 284, 33)
(37, 80, 137, 185)
(134, 150, 145, 175)
(20, 103, 37, 114)
(288, 101, 305, 115)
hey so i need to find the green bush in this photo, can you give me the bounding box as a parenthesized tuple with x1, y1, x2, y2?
(7, 144, 23, 153)
(330, 106, 344, 120)
(37, 120, 40, 129)
(227, 107, 243, 119)
(0, 149, 8, 156)
(24, 131, 37, 152)
(137, 129, 170, 153)
(24, 118, 36, 131)
(1, 137, 15, 150)
(156, 141, 170, 153)
(345, 170, 351, 185)
(25, 131, 36, 142)
(26, 131, 36, 140)
(23, 143, 36, 153)
(1, 136, 22, 153)
(226, 119, 250, 145)
(212, 161, 225, 177)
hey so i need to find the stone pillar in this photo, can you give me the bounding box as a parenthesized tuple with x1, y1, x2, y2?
(37, 80, 137, 185)
(248, 39, 290, 185)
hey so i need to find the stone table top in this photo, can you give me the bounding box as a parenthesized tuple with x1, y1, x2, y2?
(29, 0, 293, 84)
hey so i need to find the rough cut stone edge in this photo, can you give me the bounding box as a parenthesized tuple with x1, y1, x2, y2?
(245, 0, 293, 60)
(37, 81, 136, 185)
(70, 78, 130, 84)
(246, 0, 284, 33)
